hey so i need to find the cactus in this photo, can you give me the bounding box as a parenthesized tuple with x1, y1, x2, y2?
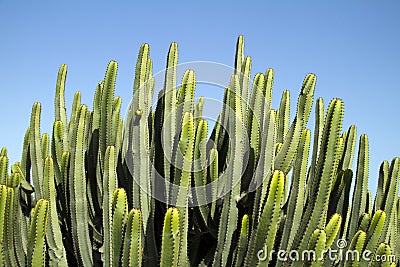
(0, 35, 399, 267)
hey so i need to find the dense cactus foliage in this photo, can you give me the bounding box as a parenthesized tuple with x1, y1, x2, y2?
(0, 36, 399, 266)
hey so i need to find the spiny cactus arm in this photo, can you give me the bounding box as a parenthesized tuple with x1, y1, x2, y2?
(194, 96, 204, 128)
(359, 210, 386, 266)
(7, 171, 27, 266)
(309, 97, 324, 171)
(27, 198, 49, 267)
(339, 125, 357, 171)
(212, 74, 244, 267)
(0, 185, 9, 265)
(358, 212, 371, 232)
(325, 213, 342, 249)
(380, 158, 400, 244)
(111, 188, 128, 267)
(176, 70, 195, 121)
(41, 133, 50, 160)
(69, 105, 93, 266)
(99, 61, 118, 163)
(276, 90, 290, 143)
(234, 35, 244, 74)
(261, 68, 274, 121)
(2, 185, 15, 265)
(343, 230, 367, 267)
(291, 99, 344, 256)
(307, 229, 326, 267)
(209, 148, 219, 219)
(348, 134, 369, 239)
(245, 170, 285, 267)
(173, 112, 195, 267)
(0, 155, 8, 185)
(397, 197, 400, 262)
(103, 146, 118, 267)
(234, 214, 249, 267)
(30, 102, 44, 199)
(67, 91, 81, 145)
(121, 208, 143, 267)
(274, 74, 316, 174)
(52, 121, 65, 186)
(111, 97, 122, 156)
(21, 126, 31, 179)
(278, 129, 311, 254)
(43, 157, 67, 266)
(193, 119, 209, 224)
(247, 73, 265, 166)
(129, 44, 152, 235)
(209, 86, 229, 153)
(161, 42, 178, 200)
(374, 160, 389, 212)
(0, 147, 6, 156)
(55, 64, 68, 148)
(239, 56, 252, 125)
(251, 110, 276, 227)
(160, 208, 181, 267)
(92, 81, 104, 131)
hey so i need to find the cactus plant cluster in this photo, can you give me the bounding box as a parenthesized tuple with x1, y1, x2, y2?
(0, 36, 399, 266)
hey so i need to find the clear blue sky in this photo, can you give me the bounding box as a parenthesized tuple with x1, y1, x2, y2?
(1, 1, 399, 195)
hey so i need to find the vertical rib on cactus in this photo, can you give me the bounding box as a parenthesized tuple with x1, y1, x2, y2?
(339, 125, 357, 171)
(250, 110, 276, 229)
(111, 188, 128, 267)
(160, 42, 178, 205)
(239, 56, 252, 127)
(307, 229, 326, 266)
(0, 184, 12, 265)
(8, 170, 26, 266)
(160, 208, 180, 267)
(30, 102, 44, 199)
(234, 35, 244, 75)
(193, 119, 209, 224)
(245, 170, 285, 267)
(212, 74, 244, 267)
(374, 160, 389, 212)
(278, 129, 311, 257)
(276, 90, 290, 143)
(41, 133, 50, 160)
(244, 73, 265, 192)
(234, 214, 249, 267)
(0, 155, 8, 185)
(291, 99, 344, 260)
(103, 146, 118, 267)
(69, 104, 93, 266)
(99, 61, 118, 164)
(325, 213, 342, 249)
(68, 91, 81, 143)
(262, 68, 274, 126)
(359, 210, 386, 266)
(209, 148, 219, 220)
(121, 208, 143, 267)
(380, 158, 399, 244)
(274, 73, 316, 174)
(344, 230, 367, 267)
(43, 157, 67, 266)
(55, 64, 68, 151)
(27, 198, 49, 267)
(173, 112, 195, 267)
(347, 134, 369, 240)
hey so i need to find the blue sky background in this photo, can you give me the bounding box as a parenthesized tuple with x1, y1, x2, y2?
(1, 1, 399, 195)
